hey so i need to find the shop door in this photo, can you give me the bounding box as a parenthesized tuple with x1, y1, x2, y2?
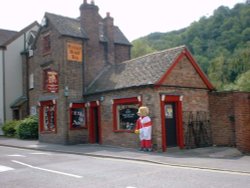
(165, 103, 177, 147)
(89, 105, 100, 144)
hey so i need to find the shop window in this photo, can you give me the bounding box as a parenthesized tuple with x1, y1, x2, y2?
(42, 33, 51, 55)
(70, 103, 87, 130)
(113, 97, 141, 132)
(39, 100, 56, 133)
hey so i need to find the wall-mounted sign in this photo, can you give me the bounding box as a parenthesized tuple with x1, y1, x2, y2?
(165, 104, 173, 119)
(67, 42, 82, 62)
(45, 70, 59, 93)
(30, 106, 37, 115)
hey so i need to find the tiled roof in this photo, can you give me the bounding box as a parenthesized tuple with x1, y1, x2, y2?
(45, 13, 88, 39)
(86, 45, 186, 94)
(10, 96, 27, 108)
(114, 26, 131, 45)
(45, 12, 131, 45)
(0, 29, 17, 46)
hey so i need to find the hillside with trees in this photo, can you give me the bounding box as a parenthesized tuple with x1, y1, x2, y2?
(131, 2, 250, 91)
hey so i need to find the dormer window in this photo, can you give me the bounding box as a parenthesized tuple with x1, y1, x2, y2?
(42, 33, 51, 55)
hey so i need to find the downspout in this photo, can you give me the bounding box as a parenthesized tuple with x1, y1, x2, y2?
(2, 49, 6, 122)
(82, 40, 87, 95)
(24, 32, 30, 117)
(25, 51, 30, 116)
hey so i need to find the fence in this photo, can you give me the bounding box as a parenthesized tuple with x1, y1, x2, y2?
(183, 111, 213, 149)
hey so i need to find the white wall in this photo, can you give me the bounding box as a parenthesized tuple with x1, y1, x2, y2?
(4, 35, 25, 121)
(4, 25, 39, 122)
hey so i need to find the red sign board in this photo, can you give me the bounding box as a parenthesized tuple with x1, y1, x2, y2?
(45, 70, 59, 93)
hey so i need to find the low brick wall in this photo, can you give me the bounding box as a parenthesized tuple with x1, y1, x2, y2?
(209, 91, 250, 153)
(234, 93, 250, 153)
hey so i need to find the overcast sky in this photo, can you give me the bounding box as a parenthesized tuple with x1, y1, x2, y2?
(0, 0, 246, 41)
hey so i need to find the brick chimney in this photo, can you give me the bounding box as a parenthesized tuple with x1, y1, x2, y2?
(103, 12, 115, 64)
(79, 0, 100, 43)
(79, 0, 105, 86)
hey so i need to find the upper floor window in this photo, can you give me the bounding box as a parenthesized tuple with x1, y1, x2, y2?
(42, 33, 51, 55)
(29, 73, 34, 89)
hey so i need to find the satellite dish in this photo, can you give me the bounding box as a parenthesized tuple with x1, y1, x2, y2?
(41, 17, 47, 27)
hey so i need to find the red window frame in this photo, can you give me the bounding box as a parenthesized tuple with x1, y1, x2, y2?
(69, 103, 87, 130)
(112, 97, 142, 133)
(39, 100, 57, 133)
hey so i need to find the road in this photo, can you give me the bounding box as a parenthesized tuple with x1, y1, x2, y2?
(0, 145, 250, 188)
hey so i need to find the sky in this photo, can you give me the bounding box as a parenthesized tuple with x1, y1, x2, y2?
(0, 0, 246, 41)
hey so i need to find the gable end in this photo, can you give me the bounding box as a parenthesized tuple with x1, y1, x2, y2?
(156, 48, 214, 90)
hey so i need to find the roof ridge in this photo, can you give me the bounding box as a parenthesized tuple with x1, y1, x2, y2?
(122, 45, 186, 64)
(45, 12, 79, 22)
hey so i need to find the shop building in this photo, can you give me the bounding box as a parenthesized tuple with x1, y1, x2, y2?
(24, 0, 214, 150)
(22, 1, 250, 152)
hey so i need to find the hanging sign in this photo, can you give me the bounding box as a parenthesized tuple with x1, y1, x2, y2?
(67, 42, 82, 62)
(46, 70, 59, 93)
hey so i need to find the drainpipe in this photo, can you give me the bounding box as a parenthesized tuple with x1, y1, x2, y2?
(25, 51, 30, 117)
(1, 49, 6, 123)
(24, 32, 30, 117)
(82, 40, 87, 95)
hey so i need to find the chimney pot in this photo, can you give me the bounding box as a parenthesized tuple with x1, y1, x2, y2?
(106, 12, 110, 17)
(84, 0, 87, 4)
(91, 0, 95, 5)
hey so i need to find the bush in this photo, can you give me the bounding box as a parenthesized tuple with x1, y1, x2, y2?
(2, 120, 20, 137)
(16, 116, 38, 139)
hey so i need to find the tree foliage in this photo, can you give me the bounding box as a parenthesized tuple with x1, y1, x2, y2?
(131, 2, 250, 91)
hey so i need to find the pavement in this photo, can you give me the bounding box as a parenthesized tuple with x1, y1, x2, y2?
(1, 136, 250, 174)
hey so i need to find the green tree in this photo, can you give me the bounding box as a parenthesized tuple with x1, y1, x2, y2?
(235, 70, 250, 91)
(131, 40, 156, 58)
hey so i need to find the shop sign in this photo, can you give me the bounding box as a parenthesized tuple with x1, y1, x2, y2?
(67, 42, 82, 62)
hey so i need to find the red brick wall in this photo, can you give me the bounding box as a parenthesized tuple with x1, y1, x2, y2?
(115, 44, 131, 64)
(234, 93, 250, 153)
(209, 91, 250, 153)
(209, 92, 235, 146)
(85, 85, 211, 150)
(163, 57, 207, 89)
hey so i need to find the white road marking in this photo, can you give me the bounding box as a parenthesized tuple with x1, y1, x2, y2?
(7, 154, 26, 157)
(29, 152, 52, 155)
(0, 165, 14, 172)
(12, 160, 82, 178)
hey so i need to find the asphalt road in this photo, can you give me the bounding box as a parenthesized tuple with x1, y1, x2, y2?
(1, 146, 250, 188)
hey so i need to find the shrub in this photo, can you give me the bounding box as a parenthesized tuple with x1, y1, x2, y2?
(2, 120, 20, 137)
(16, 116, 38, 139)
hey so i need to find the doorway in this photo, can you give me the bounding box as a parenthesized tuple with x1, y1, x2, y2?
(165, 103, 177, 147)
(160, 95, 184, 151)
(89, 102, 101, 144)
